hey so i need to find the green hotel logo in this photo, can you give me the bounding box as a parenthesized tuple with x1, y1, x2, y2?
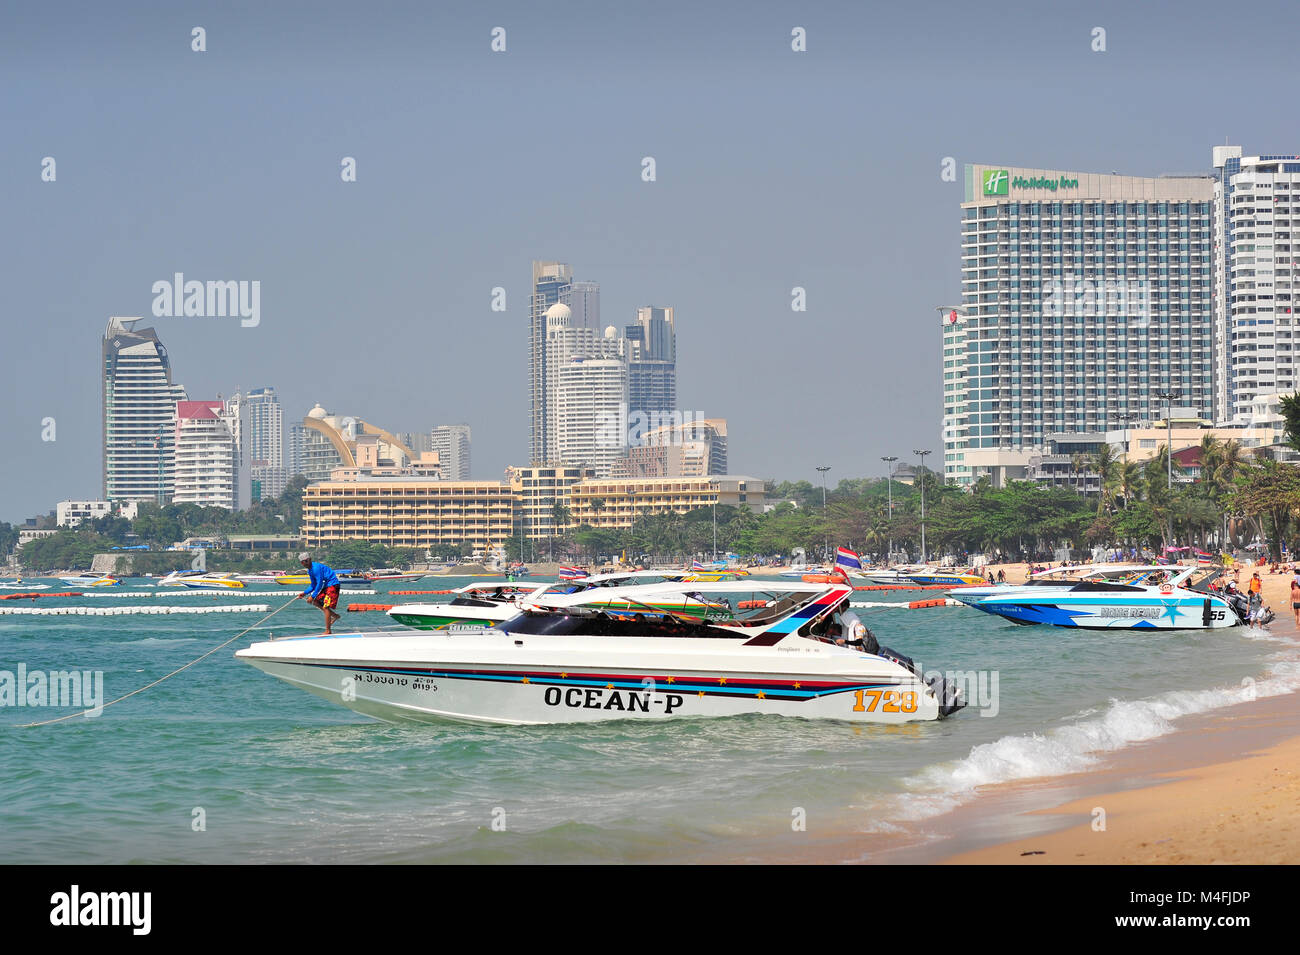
(982, 169, 1009, 196)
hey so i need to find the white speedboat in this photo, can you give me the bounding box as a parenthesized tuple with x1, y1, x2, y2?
(238, 571, 289, 585)
(388, 582, 550, 630)
(366, 570, 424, 583)
(180, 572, 245, 590)
(60, 573, 121, 587)
(389, 572, 738, 631)
(237, 580, 965, 725)
(861, 565, 931, 585)
(950, 564, 1244, 630)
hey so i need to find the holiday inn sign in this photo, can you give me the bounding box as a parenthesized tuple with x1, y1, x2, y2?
(982, 169, 1080, 195)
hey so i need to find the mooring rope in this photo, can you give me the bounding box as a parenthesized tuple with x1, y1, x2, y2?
(16, 597, 301, 729)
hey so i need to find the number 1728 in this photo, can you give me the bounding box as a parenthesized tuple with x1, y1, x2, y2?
(852, 689, 917, 713)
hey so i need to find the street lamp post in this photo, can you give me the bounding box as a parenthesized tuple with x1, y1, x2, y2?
(711, 498, 717, 562)
(816, 465, 831, 564)
(913, 449, 932, 563)
(1154, 391, 1181, 490)
(881, 455, 898, 565)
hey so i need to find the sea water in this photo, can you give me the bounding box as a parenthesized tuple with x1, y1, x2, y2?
(2, 578, 1298, 863)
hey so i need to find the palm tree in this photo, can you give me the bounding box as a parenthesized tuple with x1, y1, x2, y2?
(1091, 444, 1120, 514)
(1071, 453, 1089, 498)
(1118, 460, 1144, 508)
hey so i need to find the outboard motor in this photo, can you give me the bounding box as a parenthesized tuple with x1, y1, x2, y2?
(1226, 591, 1252, 624)
(879, 646, 966, 717)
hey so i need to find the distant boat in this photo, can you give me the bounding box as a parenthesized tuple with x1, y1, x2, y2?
(60, 574, 121, 587)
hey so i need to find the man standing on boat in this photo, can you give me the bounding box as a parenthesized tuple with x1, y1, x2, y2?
(297, 553, 342, 634)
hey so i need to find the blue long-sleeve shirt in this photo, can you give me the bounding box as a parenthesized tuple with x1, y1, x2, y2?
(301, 561, 340, 598)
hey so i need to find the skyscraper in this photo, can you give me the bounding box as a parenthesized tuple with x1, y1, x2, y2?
(243, 387, 286, 501)
(627, 306, 677, 420)
(530, 261, 573, 464)
(945, 165, 1214, 486)
(172, 400, 240, 509)
(554, 355, 629, 476)
(1211, 146, 1300, 421)
(430, 424, 472, 480)
(102, 317, 187, 503)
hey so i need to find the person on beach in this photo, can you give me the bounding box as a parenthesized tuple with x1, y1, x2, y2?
(1291, 576, 1300, 626)
(1249, 573, 1263, 614)
(296, 552, 342, 634)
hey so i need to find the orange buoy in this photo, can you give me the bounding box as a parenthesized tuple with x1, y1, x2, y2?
(346, 603, 395, 612)
(736, 599, 766, 610)
(907, 598, 948, 609)
(801, 573, 849, 583)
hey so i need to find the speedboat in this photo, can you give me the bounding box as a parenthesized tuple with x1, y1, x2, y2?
(366, 570, 424, 583)
(905, 570, 987, 586)
(60, 573, 121, 587)
(389, 572, 738, 631)
(180, 572, 245, 590)
(950, 564, 1243, 630)
(389, 582, 550, 630)
(861, 565, 930, 585)
(237, 580, 965, 725)
(238, 571, 289, 585)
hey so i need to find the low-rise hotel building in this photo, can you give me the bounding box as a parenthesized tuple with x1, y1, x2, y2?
(301, 478, 515, 552)
(567, 476, 766, 529)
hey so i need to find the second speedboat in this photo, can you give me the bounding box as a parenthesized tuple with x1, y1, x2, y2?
(951, 564, 1243, 629)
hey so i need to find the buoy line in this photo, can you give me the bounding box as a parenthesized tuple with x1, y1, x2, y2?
(15, 597, 300, 728)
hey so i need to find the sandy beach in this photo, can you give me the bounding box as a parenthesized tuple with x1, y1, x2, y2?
(735, 558, 1300, 865)
(926, 559, 1300, 865)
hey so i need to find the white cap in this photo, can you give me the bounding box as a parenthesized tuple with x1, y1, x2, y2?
(298, 552, 310, 562)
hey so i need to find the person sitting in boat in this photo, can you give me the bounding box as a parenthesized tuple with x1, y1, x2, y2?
(829, 601, 879, 654)
(296, 553, 342, 634)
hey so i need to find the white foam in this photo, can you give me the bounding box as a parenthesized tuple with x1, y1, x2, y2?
(877, 641, 1300, 825)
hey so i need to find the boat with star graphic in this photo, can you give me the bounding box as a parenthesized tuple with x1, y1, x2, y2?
(948, 563, 1244, 629)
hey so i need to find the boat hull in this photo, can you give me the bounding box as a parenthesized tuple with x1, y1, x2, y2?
(966, 592, 1238, 629)
(236, 631, 955, 725)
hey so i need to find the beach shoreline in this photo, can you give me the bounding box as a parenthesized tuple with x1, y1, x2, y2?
(708, 558, 1300, 865)
(897, 559, 1299, 865)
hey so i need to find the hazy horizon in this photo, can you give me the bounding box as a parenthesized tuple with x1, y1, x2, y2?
(4, 0, 1299, 522)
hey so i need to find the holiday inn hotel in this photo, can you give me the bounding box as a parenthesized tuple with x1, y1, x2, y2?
(944, 163, 1214, 485)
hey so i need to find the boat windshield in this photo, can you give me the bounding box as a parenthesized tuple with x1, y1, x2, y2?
(498, 610, 737, 639)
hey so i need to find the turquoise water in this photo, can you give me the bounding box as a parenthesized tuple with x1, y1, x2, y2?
(2, 577, 1299, 863)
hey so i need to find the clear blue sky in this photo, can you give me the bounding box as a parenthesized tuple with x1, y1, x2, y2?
(3, 0, 1297, 521)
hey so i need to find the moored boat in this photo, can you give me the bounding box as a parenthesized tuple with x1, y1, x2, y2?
(237, 580, 966, 725)
(60, 573, 121, 587)
(950, 564, 1245, 629)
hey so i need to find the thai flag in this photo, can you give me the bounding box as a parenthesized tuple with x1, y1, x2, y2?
(835, 547, 862, 576)
(557, 566, 588, 580)
(691, 560, 708, 570)
(1195, 549, 1212, 561)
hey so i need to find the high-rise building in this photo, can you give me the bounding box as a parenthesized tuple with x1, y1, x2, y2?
(530, 261, 574, 464)
(555, 355, 629, 476)
(632, 306, 676, 361)
(625, 306, 677, 421)
(172, 400, 239, 509)
(430, 424, 471, 480)
(945, 165, 1214, 486)
(102, 317, 187, 503)
(1211, 147, 1300, 421)
(243, 387, 286, 501)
